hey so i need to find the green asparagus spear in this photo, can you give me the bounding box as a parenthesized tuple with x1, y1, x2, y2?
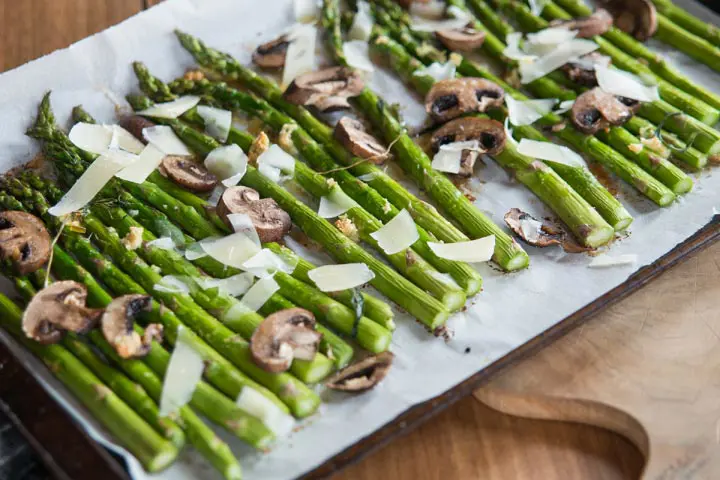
(652, 0, 720, 47)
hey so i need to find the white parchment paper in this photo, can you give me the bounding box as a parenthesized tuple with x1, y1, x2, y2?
(0, 0, 718, 478)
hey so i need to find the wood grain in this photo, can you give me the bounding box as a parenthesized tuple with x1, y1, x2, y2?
(1, 2, 717, 480)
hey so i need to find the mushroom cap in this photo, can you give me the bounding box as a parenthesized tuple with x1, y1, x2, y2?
(425, 78, 478, 123)
(161, 155, 218, 192)
(560, 53, 611, 87)
(252, 35, 290, 69)
(325, 351, 394, 392)
(436, 26, 486, 51)
(250, 308, 322, 373)
(0, 211, 51, 275)
(463, 78, 506, 112)
(431, 117, 507, 155)
(22, 281, 102, 345)
(570, 88, 634, 134)
(603, 0, 657, 41)
(549, 8, 614, 38)
(283, 67, 365, 112)
(101, 295, 159, 359)
(216, 186, 292, 243)
(504, 208, 592, 253)
(334, 117, 389, 164)
(119, 115, 156, 143)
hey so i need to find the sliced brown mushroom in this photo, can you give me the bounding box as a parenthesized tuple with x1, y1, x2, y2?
(431, 117, 507, 155)
(436, 26, 486, 51)
(424, 79, 478, 123)
(119, 115, 156, 142)
(560, 52, 611, 87)
(325, 351, 394, 392)
(549, 8, 614, 38)
(250, 308, 322, 373)
(602, 0, 657, 41)
(463, 78, 506, 112)
(216, 186, 292, 243)
(161, 155, 218, 192)
(0, 211, 51, 275)
(334, 117, 389, 164)
(252, 34, 290, 69)
(283, 67, 365, 112)
(101, 295, 162, 359)
(22, 281, 102, 345)
(504, 208, 591, 253)
(570, 88, 635, 134)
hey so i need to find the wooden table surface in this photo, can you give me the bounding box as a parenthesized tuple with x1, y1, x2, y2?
(1, 2, 718, 480)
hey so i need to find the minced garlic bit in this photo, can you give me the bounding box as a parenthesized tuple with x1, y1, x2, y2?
(335, 215, 359, 241)
(449, 52, 463, 66)
(248, 131, 270, 165)
(375, 35, 390, 45)
(278, 124, 299, 156)
(326, 177, 337, 188)
(628, 143, 644, 154)
(121, 226, 144, 250)
(640, 135, 667, 154)
(183, 69, 205, 82)
(417, 43, 445, 62)
(551, 122, 566, 132)
(382, 200, 392, 214)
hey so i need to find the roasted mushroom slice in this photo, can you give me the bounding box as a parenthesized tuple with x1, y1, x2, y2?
(436, 26, 486, 51)
(560, 52, 611, 87)
(0, 211, 51, 275)
(216, 186, 292, 243)
(161, 155, 218, 192)
(252, 34, 290, 69)
(504, 208, 591, 253)
(334, 117, 389, 164)
(101, 295, 162, 359)
(425, 78, 478, 122)
(250, 308, 322, 373)
(283, 67, 365, 112)
(325, 351, 394, 392)
(431, 117, 507, 155)
(602, 0, 657, 41)
(549, 9, 614, 38)
(463, 78, 505, 112)
(570, 88, 634, 134)
(22, 281, 102, 344)
(119, 115, 156, 142)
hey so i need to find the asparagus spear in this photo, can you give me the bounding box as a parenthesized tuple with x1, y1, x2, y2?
(652, 0, 720, 47)
(545, 0, 720, 110)
(0, 294, 179, 473)
(122, 96, 450, 329)
(323, 0, 530, 271)
(134, 64, 483, 299)
(371, 6, 676, 208)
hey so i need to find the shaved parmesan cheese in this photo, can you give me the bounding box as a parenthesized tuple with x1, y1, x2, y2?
(204, 144, 248, 187)
(524, 28, 578, 56)
(504, 32, 537, 62)
(357, 172, 379, 182)
(226, 213, 262, 248)
(318, 189, 358, 218)
(370, 209, 419, 255)
(528, 0, 549, 15)
(519, 39, 599, 84)
(343, 40, 375, 73)
(138, 96, 200, 119)
(241, 276, 280, 311)
(146, 237, 177, 251)
(199, 233, 261, 269)
(184, 241, 209, 261)
(506, 96, 557, 126)
(236, 387, 295, 437)
(257, 144, 295, 182)
(206, 186, 224, 207)
(413, 61, 457, 82)
(159, 326, 204, 417)
(68, 123, 115, 154)
(349, 1, 374, 41)
(432, 140, 480, 174)
(283, 24, 317, 85)
(142, 126, 192, 156)
(109, 125, 145, 154)
(554, 99, 575, 114)
(197, 105, 232, 143)
(198, 272, 255, 297)
(588, 254, 637, 268)
(517, 139, 586, 167)
(242, 248, 298, 278)
(115, 143, 166, 183)
(409, 1, 446, 19)
(294, 0, 319, 22)
(595, 65, 660, 102)
(154, 275, 191, 295)
(504, 118, 518, 148)
(409, 5, 472, 33)
(48, 153, 131, 216)
(308, 263, 375, 292)
(520, 217, 544, 244)
(428, 236, 496, 263)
